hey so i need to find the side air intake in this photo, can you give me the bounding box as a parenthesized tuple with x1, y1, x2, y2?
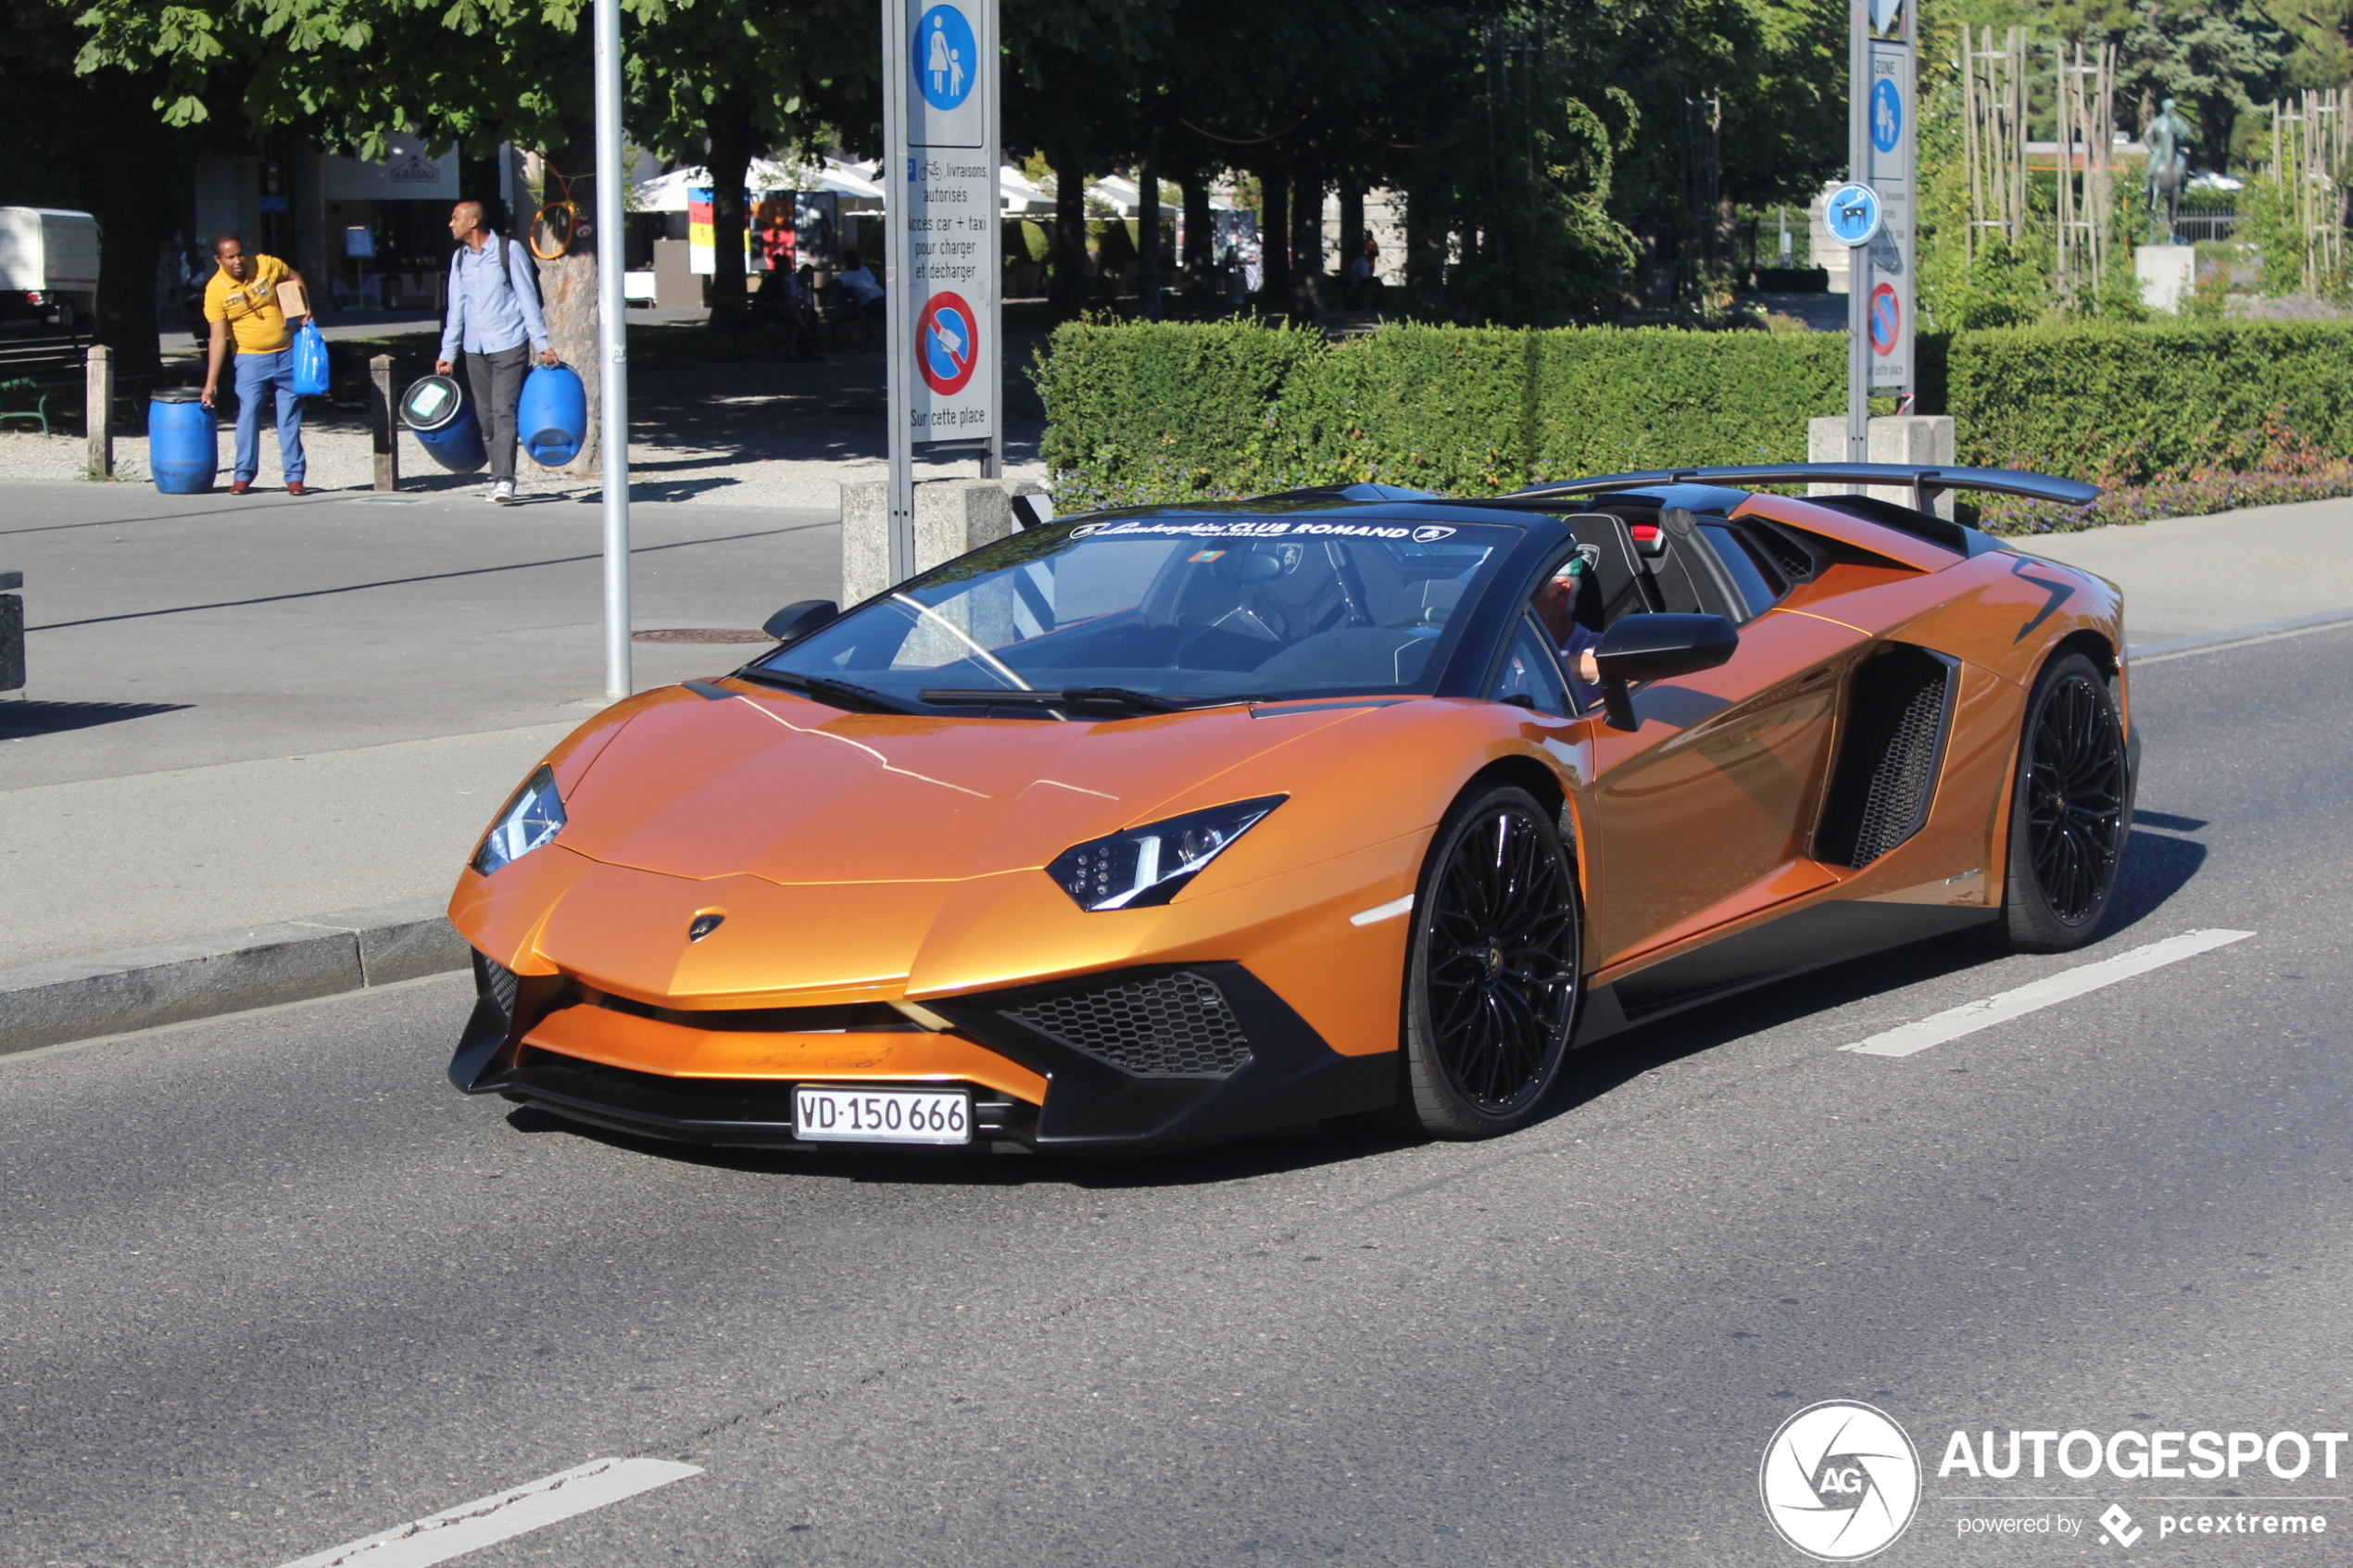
(1815, 645, 1959, 869)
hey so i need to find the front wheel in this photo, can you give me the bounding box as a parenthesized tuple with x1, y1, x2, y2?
(1396, 784, 1583, 1137)
(1998, 650, 2130, 951)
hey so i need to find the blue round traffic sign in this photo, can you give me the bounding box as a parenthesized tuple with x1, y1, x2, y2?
(913, 6, 977, 111)
(1824, 182, 1882, 247)
(1872, 79, 1902, 154)
(916, 291, 978, 395)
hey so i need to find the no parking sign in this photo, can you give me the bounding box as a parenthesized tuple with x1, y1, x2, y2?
(916, 291, 979, 395)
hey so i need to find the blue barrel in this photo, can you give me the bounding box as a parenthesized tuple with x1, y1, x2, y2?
(399, 375, 486, 473)
(148, 392, 218, 494)
(517, 364, 586, 468)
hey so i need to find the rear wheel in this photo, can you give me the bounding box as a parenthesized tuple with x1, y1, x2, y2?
(1396, 784, 1582, 1137)
(1998, 650, 2129, 951)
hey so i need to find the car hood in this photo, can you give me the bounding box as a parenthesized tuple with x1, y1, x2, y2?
(553, 687, 1373, 885)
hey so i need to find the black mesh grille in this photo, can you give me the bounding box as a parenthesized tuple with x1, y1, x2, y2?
(1004, 971, 1254, 1078)
(479, 952, 520, 1017)
(1850, 677, 1948, 863)
(1816, 646, 1957, 869)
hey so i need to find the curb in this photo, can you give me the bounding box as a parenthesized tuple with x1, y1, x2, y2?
(0, 898, 469, 1056)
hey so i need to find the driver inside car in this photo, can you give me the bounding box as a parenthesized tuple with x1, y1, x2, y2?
(1531, 547, 1604, 709)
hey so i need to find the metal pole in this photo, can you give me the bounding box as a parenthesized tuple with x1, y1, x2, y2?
(1847, 0, 1869, 462)
(883, 0, 915, 582)
(594, 0, 633, 700)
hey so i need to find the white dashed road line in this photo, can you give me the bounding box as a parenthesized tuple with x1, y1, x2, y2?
(273, 1458, 701, 1568)
(1842, 929, 2256, 1059)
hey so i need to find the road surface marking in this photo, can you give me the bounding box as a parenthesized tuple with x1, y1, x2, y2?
(1842, 929, 2255, 1058)
(2132, 608, 2353, 665)
(1351, 895, 1415, 926)
(273, 1457, 701, 1568)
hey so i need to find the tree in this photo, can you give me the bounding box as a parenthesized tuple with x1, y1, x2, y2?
(626, 0, 874, 327)
(0, 0, 245, 379)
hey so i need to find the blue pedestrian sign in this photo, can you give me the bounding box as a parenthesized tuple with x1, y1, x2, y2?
(913, 5, 976, 111)
(1872, 79, 1901, 154)
(1824, 182, 1882, 247)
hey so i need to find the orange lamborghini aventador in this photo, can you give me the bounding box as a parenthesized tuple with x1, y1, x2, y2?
(447, 464, 2136, 1152)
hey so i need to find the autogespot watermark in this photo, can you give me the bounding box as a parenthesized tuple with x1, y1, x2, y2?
(1760, 1401, 1923, 1560)
(1763, 1403, 2346, 1556)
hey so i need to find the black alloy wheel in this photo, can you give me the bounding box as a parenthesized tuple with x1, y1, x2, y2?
(2000, 650, 2130, 951)
(1397, 783, 1582, 1136)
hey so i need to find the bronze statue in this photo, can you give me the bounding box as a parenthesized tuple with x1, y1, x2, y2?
(2144, 98, 2196, 242)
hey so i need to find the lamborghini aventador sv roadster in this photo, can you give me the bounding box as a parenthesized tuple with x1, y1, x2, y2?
(447, 464, 2135, 1153)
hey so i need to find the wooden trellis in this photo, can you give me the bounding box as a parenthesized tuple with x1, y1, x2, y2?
(2266, 87, 2353, 292)
(2053, 42, 2117, 302)
(1959, 26, 2030, 260)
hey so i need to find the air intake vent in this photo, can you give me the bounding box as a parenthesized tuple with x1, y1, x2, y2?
(478, 951, 521, 1019)
(1815, 645, 1958, 869)
(1004, 971, 1254, 1078)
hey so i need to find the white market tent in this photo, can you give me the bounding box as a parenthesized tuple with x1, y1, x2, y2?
(631, 158, 885, 212)
(636, 160, 1110, 219)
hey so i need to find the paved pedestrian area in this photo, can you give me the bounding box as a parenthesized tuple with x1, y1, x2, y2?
(0, 325, 1051, 508)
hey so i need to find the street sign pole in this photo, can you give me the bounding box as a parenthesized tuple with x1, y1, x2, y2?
(1846, 1, 1869, 461)
(882, 0, 915, 583)
(1848, 0, 1916, 464)
(593, 0, 632, 699)
(884, 0, 1000, 584)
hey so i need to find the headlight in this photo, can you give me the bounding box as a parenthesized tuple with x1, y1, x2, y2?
(1046, 797, 1285, 911)
(472, 766, 566, 876)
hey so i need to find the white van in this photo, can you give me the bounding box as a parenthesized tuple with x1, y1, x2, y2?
(0, 208, 101, 326)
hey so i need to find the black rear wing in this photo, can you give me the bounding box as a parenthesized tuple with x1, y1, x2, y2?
(1498, 463, 2099, 513)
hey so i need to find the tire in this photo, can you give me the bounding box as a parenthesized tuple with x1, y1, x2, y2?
(1395, 783, 1583, 1137)
(1997, 650, 2131, 952)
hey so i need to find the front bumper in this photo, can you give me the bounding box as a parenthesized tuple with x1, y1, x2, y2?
(450, 953, 1395, 1154)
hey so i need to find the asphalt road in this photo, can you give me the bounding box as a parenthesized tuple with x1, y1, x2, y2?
(4, 626, 2348, 1568)
(3, 482, 838, 785)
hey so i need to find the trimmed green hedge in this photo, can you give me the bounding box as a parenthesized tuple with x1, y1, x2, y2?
(1035, 318, 2353, 511)
(1946, 321, 2353, 481)
(1036, 322, 1851, 508)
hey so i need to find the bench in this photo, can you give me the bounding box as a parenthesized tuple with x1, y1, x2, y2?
(0, 325, 93, 437)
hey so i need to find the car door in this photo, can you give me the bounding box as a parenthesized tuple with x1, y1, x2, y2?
(1584, 592, 1869, 972)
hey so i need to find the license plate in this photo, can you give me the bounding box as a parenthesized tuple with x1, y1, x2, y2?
(793, 1085, 971, 1145)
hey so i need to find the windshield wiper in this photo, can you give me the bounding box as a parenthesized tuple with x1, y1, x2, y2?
(733, 667, 924, 714)
(917, 686, 1214, 714)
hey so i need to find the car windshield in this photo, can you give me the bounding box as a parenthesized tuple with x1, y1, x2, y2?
(754, 515, 1518, 708)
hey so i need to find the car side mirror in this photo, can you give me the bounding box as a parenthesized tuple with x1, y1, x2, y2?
(1592, 612, 1738, 730)
(762, 599, 839, 644)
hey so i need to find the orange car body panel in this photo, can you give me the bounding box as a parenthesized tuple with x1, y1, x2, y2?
(448, 487, 2130, 1123)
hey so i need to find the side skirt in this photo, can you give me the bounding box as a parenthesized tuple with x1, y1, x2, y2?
(1571, 898, 1997, 1047)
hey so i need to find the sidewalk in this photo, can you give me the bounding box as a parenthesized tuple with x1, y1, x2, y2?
(0, 330, 1051, 508)
(1, 464, 2345, 1049)
(2, 482, 837, 972)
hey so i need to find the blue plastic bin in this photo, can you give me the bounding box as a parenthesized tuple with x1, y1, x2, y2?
(399, 375, 486, 473)
(517, 364, 587, 468)
(148, 392, 218, 494)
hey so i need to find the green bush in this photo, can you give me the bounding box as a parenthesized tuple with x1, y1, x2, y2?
(1033, 321, 1328, 508)
(1948, 321, 2353, 482)
(1037, 318, 2353, 510)
(1038, 321, 1855, 508)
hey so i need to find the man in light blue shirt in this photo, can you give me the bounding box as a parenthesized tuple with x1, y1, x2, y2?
(435, 201, 560, 504)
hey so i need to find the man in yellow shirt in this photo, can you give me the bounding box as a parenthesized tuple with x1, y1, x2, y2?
(199, 232, 312, 495)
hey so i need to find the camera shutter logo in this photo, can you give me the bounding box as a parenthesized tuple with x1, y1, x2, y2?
(1759, 1401, 1921, 1560)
